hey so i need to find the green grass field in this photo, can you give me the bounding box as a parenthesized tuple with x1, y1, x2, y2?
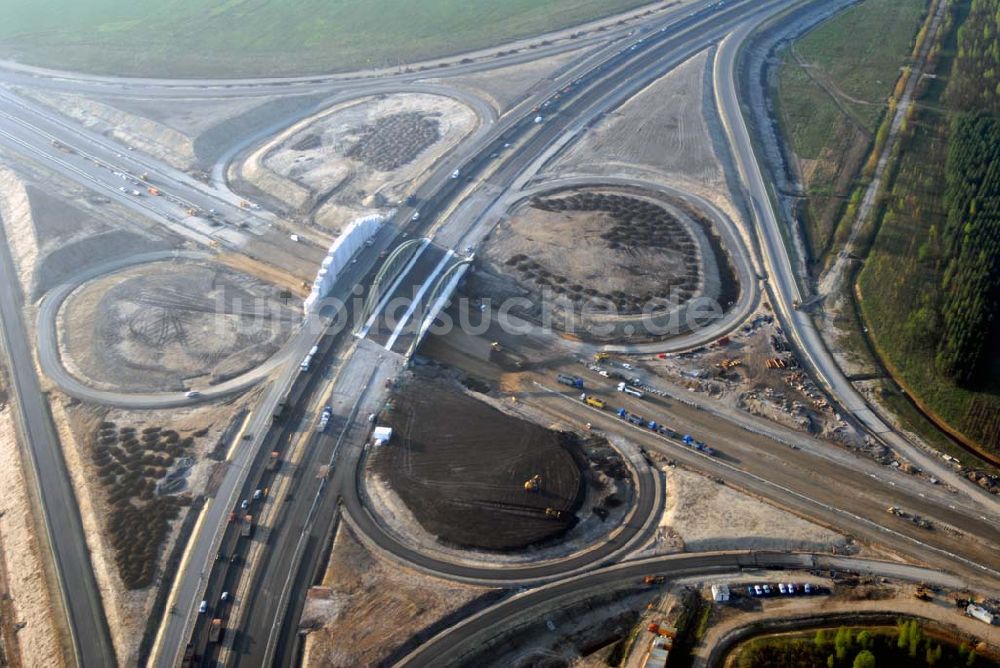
(775, 0, 927, 263)
(791, 0, 927, 132)
(0, 0, 649, 77)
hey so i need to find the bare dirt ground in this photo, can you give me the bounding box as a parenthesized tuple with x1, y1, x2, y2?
(653, 466, 847, 554)
(546, 49, 741, 226)
(300, 522, 490, 667)
(640, 309, 868, 451)
(436, 46, 586, 113)
(0, 398, 65, 667)
(56, 394, 249, 665)
(84, 94, 277, 153)
(471, 187, 727, 342)
(369, 335, 640, 567)
(59, 259, 299, 392)
(239, 93, 477, 233)
(0, 166, 38, 297)
(371, 372, 585, 550)
(13, 86, 328, 172)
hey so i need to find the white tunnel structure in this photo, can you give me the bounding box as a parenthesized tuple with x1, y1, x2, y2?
(303, 212, 390, 314)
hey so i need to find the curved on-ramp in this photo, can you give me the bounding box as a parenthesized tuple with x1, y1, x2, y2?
(394, 551, 973, 667)
(338, 426, 666, 586)
(512, 176, 761, 355)
(35, 249, 306, 409)
(712, 12, 1000, 517)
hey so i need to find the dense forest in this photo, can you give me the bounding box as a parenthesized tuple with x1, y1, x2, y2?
(936, 0, 1000, 387)
(857, 0, 1000, 455)
(936, 112, 1000, 386)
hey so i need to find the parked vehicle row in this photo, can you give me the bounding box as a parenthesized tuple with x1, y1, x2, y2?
(745, 582, 820, 597)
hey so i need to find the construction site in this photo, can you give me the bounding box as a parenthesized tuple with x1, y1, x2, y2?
(238, 92, 478, 233)
(470, 187, 737, 342)
(59, 258, 300, 392)
(368, 371, 611, 551)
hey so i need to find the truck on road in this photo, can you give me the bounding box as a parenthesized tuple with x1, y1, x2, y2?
(317, 405, 332, 432)
(617, 382, 644, 398)
(557, 374, 585, 389)
(300, 344, 320, 372)
(580, 394, 605, 409)
(241, 515, 253, 538)
(616, 408, 645, 426)
(209, 618, 223, 643)
(967, 604, 995, 625)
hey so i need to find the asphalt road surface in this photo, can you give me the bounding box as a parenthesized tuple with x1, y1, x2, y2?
(713, 18, 1000, 514)
(178, 0, 852, 663)
(0, 219, 115, 664)
(396, 551, 973, 667)
(3, 0, 996, 664)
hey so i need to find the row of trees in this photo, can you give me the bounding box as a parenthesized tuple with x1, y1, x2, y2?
(735, 621, 979, 667)
(935, 111, 1000, 385)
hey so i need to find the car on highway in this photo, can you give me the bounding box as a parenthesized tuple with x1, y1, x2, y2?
(240, 499, 249, 510)
(451, 169, 461, 179)
(185, 390, 201, 398)
(199, 600, 207, 614)
(220, 592, 229, 602)
(411, 211, 420, 221)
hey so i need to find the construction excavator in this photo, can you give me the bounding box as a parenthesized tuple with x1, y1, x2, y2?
(524, 475, 542, 492)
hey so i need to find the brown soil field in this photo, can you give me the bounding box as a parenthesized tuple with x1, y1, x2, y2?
(513, 191, 703, 311)
(470, 188, 729, 341)
(301, 523, 490, 667)
(371, 375, 586, 550)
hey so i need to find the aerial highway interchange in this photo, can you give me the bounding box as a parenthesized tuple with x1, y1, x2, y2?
(0, 0, 997, 666)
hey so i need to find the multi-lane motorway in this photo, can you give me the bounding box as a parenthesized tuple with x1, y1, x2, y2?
(0, 201, 113, 663)
(0, 0, 998, 666)
(183, 2, 780, 664)
(396, 551, 976, 667)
